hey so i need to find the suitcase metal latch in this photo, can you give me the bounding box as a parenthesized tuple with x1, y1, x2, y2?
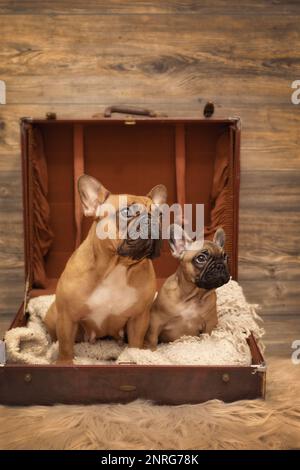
(251, 362, 267, 374)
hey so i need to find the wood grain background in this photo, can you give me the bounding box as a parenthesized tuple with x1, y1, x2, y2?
(0, 0, 300, 321)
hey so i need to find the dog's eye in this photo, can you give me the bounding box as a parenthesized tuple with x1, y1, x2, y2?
(120, 207, 133, 218)
(195, 254, 207, 264)
(120, 205, 140, 219)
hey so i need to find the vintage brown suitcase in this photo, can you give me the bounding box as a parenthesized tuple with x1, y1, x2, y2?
(0, 106, 266, 405)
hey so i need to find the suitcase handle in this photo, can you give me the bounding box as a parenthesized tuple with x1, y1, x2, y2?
(104, 105, 157, 118)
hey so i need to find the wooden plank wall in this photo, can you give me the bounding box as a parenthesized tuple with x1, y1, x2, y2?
(0, 0, 299, 320)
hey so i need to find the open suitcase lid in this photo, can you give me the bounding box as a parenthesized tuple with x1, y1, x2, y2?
(20, 110, 240, 299)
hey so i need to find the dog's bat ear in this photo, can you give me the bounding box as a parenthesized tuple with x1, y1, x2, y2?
(78, 174, 110, 217)
(147, 184, 167, 205)
(213, 227, 226, 249)
(168, 224, 192, 258)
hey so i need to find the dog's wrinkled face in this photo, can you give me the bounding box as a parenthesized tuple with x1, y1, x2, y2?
(78, 175, 167, 260)
(116, 192, 164, 260)
(169, 224, 230, 290)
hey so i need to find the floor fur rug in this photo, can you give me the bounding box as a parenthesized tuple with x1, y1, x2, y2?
(0, 358, 299, 450)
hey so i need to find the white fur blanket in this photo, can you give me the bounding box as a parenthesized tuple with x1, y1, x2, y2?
(4, 280, 264, 366)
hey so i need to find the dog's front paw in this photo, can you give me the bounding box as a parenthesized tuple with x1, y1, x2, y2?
(117, 338, 125, 347)
(143, 341, 157, 351)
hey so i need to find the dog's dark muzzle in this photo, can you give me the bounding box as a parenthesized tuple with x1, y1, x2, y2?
(196, 262, 230, 290)
(117, 213, 162, 260)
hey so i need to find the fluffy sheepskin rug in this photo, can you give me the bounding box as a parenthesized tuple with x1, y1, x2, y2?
(4, 280, 264, 366)
(0, 357, 299, 450)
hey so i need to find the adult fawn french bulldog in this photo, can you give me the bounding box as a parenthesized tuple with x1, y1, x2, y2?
(44, 174, 167, 363)
(146, 225, 230, 349)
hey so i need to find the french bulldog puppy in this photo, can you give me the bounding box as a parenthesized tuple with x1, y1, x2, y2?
(44, 174, 167, 363)
(146, 225, 230, 349)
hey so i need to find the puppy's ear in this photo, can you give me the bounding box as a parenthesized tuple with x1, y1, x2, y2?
(78, 175, 110, 217)
(168, 224, 192, 259)
(147, 184, 167, 205)
(213, 227, 226, 249)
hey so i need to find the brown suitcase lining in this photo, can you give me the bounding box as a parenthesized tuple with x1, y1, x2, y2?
(24, 118, 237, 296)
